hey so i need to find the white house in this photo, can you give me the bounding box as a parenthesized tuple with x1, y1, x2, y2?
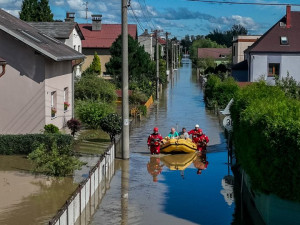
(246, 6, 300, 83)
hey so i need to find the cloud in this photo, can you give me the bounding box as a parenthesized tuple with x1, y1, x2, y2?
(161, 7, 215, 21)
(54, 0, 64, 6)
(214, 15, 260, 31)
(2, 8, 19, 17)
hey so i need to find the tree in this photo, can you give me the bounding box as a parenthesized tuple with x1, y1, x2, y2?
(100, 113, 122, 142)
(67, 118, 81, 137)
(206, 25, 248, 47)
(106, 35, 156, 97)
(90, 52, 101, 74)
(19, 0, 53, 22)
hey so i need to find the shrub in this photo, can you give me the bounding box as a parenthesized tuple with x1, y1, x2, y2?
(100, 113, 122, 142)
(0, 134, 73, 155)
(129, 90, 148, 105)
(44, 124, 60, 134)
(137, 105, 147, 116)
(75, 75, 117, 103)
(28, 142, 83, 177)
(204, 75, 239, 108)
(76, 100, 114, 129)
(231, 81, 300, 202)
(67, 118, 81, 137)
(89, 52, 101, 74)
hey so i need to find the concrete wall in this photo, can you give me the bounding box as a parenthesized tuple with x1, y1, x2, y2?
(250, 54, 268, 81)
(0, 31, 45, 134)
(45, 60, 73, 128)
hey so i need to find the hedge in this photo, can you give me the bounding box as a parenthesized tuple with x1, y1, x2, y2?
(204, 75, 239, 108)
(0, 134, 73, 155)
(230, 81, 300, 202)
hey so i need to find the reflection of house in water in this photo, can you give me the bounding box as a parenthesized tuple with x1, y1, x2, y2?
(220, 175, 234, 206)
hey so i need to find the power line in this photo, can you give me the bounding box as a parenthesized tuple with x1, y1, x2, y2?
(142, 0, 156, 29)
(129, 5, 146, 31)
(187, 0, 300, 6)
(137, 0, 155, 30)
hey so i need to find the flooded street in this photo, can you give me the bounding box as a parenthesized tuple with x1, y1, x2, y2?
(90, 60, 240, 225)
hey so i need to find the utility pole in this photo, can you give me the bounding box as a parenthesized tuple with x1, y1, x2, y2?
(165, 32, 170, 76)
(155, 30, 159, 99)
(171, 41, 174, 72)
(122, 0, 129, 159)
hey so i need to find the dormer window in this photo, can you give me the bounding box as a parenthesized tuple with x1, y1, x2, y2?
(280, 36, 288, 45)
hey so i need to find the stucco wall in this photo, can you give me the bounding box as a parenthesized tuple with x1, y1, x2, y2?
(44, 60, 73, 128)
(81, 48, 111, 76)
(0, 31, 45, 134)
(138, 36, 153, 60)
(250, 53, 300, 82)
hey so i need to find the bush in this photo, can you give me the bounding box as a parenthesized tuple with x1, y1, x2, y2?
(67, 118, 81, 137)
(231, 81, 300, 202)
(75, 75, 117, 103)
(0, 134, 73, 155)
(129, 90, 148, 105)
(76, 100, 114, 129)
(137, 105, 147, 116)
(90, 52, 101, 74)
(44, 124, 60, 134)
(204, 75, 239, 108)
(28, 142, 83, 177)
(100, 113, 122, 142)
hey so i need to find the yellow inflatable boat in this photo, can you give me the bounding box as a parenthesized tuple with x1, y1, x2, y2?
(161, 153, 197, 170)
(161, 138, 197, 153)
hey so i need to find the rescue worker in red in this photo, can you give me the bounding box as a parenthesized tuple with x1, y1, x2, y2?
(193, 152, 209, 175)
(147, 157, 164, 182)
(188, 124, 202, 143)
(194, 129, 209, 152)
(147, 127, 163, 154)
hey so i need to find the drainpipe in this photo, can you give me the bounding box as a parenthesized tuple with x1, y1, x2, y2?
(72, 58, 84, 118)
(0, 59, 7, 78)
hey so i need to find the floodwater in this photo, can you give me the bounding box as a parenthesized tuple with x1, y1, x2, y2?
(90, 60, 248, 225)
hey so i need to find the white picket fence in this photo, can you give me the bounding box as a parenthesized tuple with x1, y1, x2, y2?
(48, 143, 115, 225)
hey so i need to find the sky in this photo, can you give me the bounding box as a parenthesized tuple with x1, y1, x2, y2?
(1, 0, 300, 39)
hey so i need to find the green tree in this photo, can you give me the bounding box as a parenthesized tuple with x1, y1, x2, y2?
(89, 52, 101, 74)
(100, 113, 122, 142)
(190, 38, 225, 60)
(19, 0, 53, 22)
(106, 35, 156, 97)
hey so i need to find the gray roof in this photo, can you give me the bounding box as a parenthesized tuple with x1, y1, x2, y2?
(0, 9, 85, 61)
(28, 22, 84, 40)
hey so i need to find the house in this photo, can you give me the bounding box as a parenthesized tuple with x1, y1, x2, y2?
(246, 6, 300, 83)
(28, 12, 84, 77)
(0, 9, 85, 134)
(232, 35, 261, 65)
(79, 15, 137, 76)
(198, 48, 231, 65)
(138, 29, 166, 60)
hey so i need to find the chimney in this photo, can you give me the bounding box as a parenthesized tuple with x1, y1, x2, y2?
(65, 12, 75, 22)
(286, 5, 291, 28)
(92, 14, 102, 31)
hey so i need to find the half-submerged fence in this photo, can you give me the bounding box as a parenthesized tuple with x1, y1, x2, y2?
(48, 143, 115, 225)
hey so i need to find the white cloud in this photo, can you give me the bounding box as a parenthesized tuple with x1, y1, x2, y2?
(54, 0, 64, 6)
(3, 8, 19, 17)
(218, 15, 259, 31)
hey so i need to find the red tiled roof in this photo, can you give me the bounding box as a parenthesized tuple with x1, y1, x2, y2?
(116, 90, 133, 98)
(237, 82, 252, 88)
(79, 24, 137, 48)
(158, 38, 166, 45)
(198, 48, 231, 59)
(248, 11, 300, 53)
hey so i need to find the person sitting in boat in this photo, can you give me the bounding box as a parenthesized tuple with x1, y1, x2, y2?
(194, 130, 209, 152)
(178, 127, 189, 139)
(147, 127, 163, 154)
(188, 124, 202, 142)
(167, 127, 179, 139)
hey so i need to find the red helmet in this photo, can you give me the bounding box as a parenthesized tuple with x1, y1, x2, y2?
(153, 127, 159, 133)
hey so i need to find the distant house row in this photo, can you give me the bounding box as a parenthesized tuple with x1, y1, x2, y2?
(0, 9, 139, 134)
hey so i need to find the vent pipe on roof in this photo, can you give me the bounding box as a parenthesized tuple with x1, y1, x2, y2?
(92, 14, 102, 31)
(65, 12, 75, 22)
(286, 5, 291, 28)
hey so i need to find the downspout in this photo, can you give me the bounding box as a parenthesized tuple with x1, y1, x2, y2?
(71, 58, 84, 118)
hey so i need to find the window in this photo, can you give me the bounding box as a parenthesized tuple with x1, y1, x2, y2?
(51, 91, 57, 118)
(268, 63, 280, 77)
(63, 87, 69, 111)
(78, 45, 81, 53)
(233, 46, 236, 56)
(280, 36, 288, 45)
(74, 45, 76, 50)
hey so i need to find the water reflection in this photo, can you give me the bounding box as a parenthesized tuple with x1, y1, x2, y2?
(193, 152, 209, 175)
(147, 157, 164, 182)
